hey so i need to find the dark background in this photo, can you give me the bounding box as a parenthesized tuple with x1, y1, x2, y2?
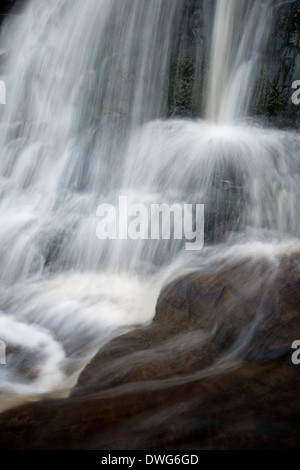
(0, 0, 17, 17)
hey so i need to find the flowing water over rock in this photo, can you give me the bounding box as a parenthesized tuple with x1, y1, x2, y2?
(0, 0, 299, 449)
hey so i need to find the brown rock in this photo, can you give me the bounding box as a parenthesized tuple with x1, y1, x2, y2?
(0, 254, 299, 449)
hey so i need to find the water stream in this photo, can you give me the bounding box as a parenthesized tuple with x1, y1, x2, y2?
(0, 0, 299, 411)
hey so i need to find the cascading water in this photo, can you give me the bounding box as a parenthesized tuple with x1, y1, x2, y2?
(0, 0, 184, 408)
(0, 0, 299, 416)
(206, 0, 271, 122)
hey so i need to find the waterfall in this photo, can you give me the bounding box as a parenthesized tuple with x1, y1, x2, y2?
(0, 0, 183, 407)
(206, 0, 271, 122)
(0, 0, 299, 411)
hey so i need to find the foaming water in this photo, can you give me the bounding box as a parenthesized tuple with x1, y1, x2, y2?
(0, 271, 160, 409)
(0, 0, 299, 411)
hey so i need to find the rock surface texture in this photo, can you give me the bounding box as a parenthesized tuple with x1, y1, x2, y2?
(0, 254, 299, 450)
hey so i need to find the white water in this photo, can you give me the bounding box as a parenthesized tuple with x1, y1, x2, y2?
(0, 0, 299, 408)
(206, 0, 271, 122)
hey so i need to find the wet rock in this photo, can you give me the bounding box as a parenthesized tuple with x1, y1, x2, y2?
(242, 1, 300, 126)
(0, 254, 299, 449)
(168, 0, 214, 117)
(0, 0, 16, 17)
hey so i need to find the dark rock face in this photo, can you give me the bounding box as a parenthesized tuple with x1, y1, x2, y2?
(0, 0, 16, 18)
(168, 0, 215, 118)
(0, 254, 299, 450)
(252, 0, 300, 126)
